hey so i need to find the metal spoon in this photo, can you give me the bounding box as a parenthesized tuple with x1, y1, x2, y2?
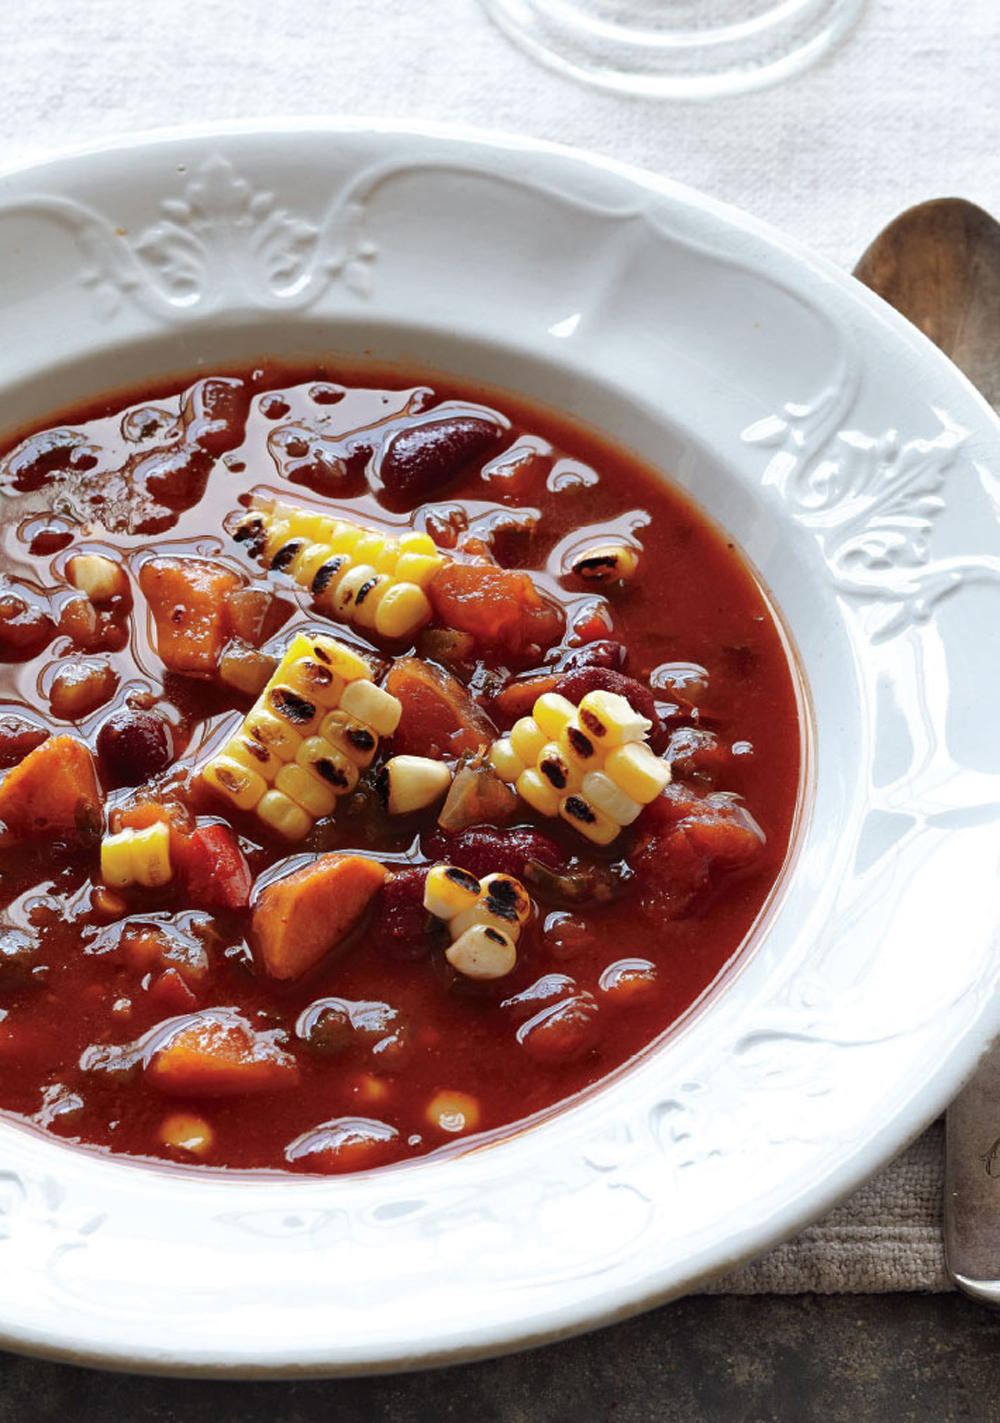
(854, 197, 1000, 1302)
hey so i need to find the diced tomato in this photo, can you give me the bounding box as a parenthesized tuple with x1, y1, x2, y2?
(175, 823, 253, 911)
(385, 657, 497, 759)
(146, 967, 199, 1014)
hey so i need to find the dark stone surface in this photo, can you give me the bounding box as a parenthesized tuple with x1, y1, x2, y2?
(2, 1293, 1000, 1423)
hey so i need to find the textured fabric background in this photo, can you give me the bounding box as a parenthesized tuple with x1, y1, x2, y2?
(1, 0, 995, 1292)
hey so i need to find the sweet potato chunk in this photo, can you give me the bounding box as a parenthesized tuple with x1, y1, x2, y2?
(252, 853, 388, 981)
(139, 556, 242, 675)
(385, 657, 497, 760)
(0, 734, 101, 842)
(146, 1009, 298, 1096)
(429, 563, 564, 654)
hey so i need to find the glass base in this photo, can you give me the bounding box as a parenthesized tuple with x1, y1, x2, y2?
(480, 0, 867, 98)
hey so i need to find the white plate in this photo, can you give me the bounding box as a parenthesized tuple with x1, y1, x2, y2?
(1, 121, 999, 1376)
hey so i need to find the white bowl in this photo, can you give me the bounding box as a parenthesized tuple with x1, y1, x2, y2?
(1, 120, 999, 1376)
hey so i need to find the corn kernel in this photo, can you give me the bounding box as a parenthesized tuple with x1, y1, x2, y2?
(536, 742, 582, 796)
(446, 925, 517, 981)
(243, 707, 304, 763)
(101, 828, 136, 888)
(559, 793, 619, 846)
(160, 1113, 214, 1156)
(426, 1089, 482, 1133)
(577, 689, 651, 746)
(516, 767, 562, 817)
(202, 754, 267, 811)
(424, 863, 481, 920)
(373, 581, 432, 638)
(479, 872, 532, 924)
(374, 541, 401, 575)
(581, 769, 643, 825)
(333, 564, 378, 617)
(225, 734, 279, 779)
(309, 554, 351, 602)
(510, 716, 546, 766)
(558, 719, 600, 774)
(378, 755, 452, 815)
(255, 789, 312, 841)
(489, 737, 525, 783)
(352, 532, 389, 565)
(263, 683, 322, 738)
(319, 709, 378, 768)
(289, 542, 333, 586)
(307, 635, 371, 682)
(393, 551, 445, 587)
(326, 521, 365, 556)
(132, 821, 172, 887)
(339, 679, 402, 737)
(533, 692, 577, 739)
(275, 761, 340, 818)
(282, 658, 345, 709)
(351, 572, 392, 629)
(296, 735, 359, 793)
(397, 531, 437, 556)
(604, 742, 672, 803)
(261, 519, 292, 560)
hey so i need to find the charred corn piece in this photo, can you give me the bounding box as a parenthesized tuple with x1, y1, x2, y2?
(424, 866, 530, 981)
(200, 632, 401, 840)
(445, 924, 517, 981)
(568, 543, 640, 583)
(488, 684, 669, 842)
(377, 755, 452, 816)
(424, 863, 481, 919)
(234, 499, 444, 639)
(101, 821, 172, 889)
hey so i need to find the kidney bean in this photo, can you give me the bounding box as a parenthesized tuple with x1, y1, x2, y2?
(96, 708, 174, 787)
(181, 377, 251, 456)
(554, 665, 660, 733)
(369, 868, 434, 961)
(556, 640, 628, 673)
(377, 415, 504, 505)
(516, 993, 601, 1064)
(422, 827, 563, 881)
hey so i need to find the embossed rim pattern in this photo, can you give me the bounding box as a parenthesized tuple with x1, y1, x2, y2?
(1, 121, 1000, 1376)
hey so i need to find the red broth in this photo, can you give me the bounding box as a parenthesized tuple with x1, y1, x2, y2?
(0, 365, 801, 1174)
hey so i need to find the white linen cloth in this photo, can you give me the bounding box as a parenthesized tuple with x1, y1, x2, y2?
(1, 0, 995, 1292)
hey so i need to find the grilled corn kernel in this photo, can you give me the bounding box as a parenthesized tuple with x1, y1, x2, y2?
(225, 734, 280, 780)
(275, 762, 340, 818)
(604, 742, 672, 802)
(516, 767, 562, 817)
(449, 899, 519, 940)
(306, 635, 371, 683)
(559, 793, 620, 846)
(581, 769, 643, 825)
(424, 863, 482, 920)
(202, 754, 267, 811)
(132, 821, 172, 887)
(326, 521, 366, 557)
(446, 924, 517, 981)
(66, 552, 126, 602)
(393, 551, 445, 587)
(282, 657, 345, 709)
(255, 788, 312, 841)
(262, 519, 292, 560)
(479, 873, 532, 925)
(374, 582, 433, 639)
(243, 707, 305, 763)
(536, 742, 581, 796)
(310, 555, 351, 602)
(101, 828, 136, 888)
(374, 541, 401, 575)
(577, 689, 651, 746)
(351, 572, 392, 629)
(319, 710, 378, 768)
(569, 543, 640, 582)
(378, 755, 452, 816)
(532, 692, 577, 740)
(339, 679, 402, 737)
(296, 735, 359, 793)
(352, 532, 389, 566)
(333, 564, 378, 617)
(509, 716, 546, 766)
(489, 737, 525, 783)
(263, 683, 322, 738)
(558, 719, 600, 773)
